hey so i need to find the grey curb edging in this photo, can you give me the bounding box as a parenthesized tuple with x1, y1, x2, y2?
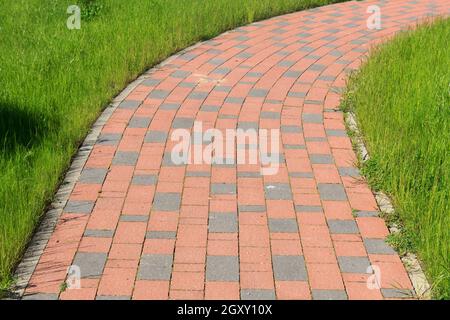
(9, 43, 203, 299)
(346, 111, 431, 300)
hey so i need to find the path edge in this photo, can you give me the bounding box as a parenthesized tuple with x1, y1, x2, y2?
(8, 43, 203, 299)
(345, 111, 432, 300)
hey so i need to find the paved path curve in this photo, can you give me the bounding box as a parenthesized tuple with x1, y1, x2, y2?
(20, 0, 449, 300)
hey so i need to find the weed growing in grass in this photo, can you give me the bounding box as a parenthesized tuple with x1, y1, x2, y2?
(80, 0, 104, 20)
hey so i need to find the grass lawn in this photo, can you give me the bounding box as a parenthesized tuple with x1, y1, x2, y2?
(342, 18, 450, 299)
(0, 0, 344, 292)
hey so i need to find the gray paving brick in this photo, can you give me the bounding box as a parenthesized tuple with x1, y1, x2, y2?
(235, 35, 250, 41)
(142, 79, 161, 87)
(265, 99, 283, 104)
(318, 184, 347, 201)
(329, 50, 343, 57)
(336, 59, 351, 65)
(278, 60, 296, 68)
(171, 70, 191, 78)
(237, 52, 253, 59)
(299, 46, 315, 52)
(355, 211, 379, 217)
(241, 289, 275, 300)
(284, 144, 306, 150)
(364, 238, 396, 255)
(146, 231, 177, 239)
(305, 137, 327, 142)
(225, 97, 245, 104)
(148, 89, 169, 99)
(112, 151, 139, 166)
(186, 171, 211, 177)
(201, 105, 220, 112)
(96, 296, 131, 300)
(264, 183, 292, 200)
(288, 91, 307, 98)
(79, 168, 108, 184)
(235, 44, 251, 51)
(338, 256, 371, 273)
(65, 201, 94, 214)
(218, 114, 238, 119)
(381, 288, 414, 299)
(120, 215, 149, 222)
(351, 39, 366, 45)
(289, 172, 313, 178)
(326, 28, 342, 34)
(239, 205, 266, 213)
(318, 75, 336, 81)
(97, 133, 122, 146)
(138, 255, 173, 280)
(118, 100, 141, 109)
(281, 125, 302, 133)
(309, 64, 326, 71)
(302, 113, 323, 123)
(172, 117, 194, 129)
(160, 103, 181, 110)
(328, 220, 359, 234)
(326, 129, 347, 137)
(338, 167, 360, 177)
(247, 72, 263, 78)
(295, 205, 323, 212)
(22, 293, 59, 300)
(283, 70, 302, 78)
(84, 229, 114, 238)
(310, 154, 334, 164)
(129, 117, 151, 128)
(179, 82, 196, 88)
(237, 121, 259, 130)
(206, 256, 239, 281)
(153, 193, 181, 211)
(272, 255, 308, 281)
(214, 85, 232, 93)
(260, 111, 280, 119)
(297, 32, 312, 38)
(212, 68, 231, 75)
(305, 99, 323, 105)
(179, 53, 197, 61)
(132, 174, 157, 185)
(188, 91, 209, 100)
(271, 28, 287, 34)
(269, 219, 298, 233)
(237, 171, 261, 178)
(211, 183, 236, 195)
(322, 35, 337, 41)
(209, 212, 238, 233)
(209, 58, 226, 65)
(144, 131, 168, 143)
(73, 252, 107, 278)
(312, 290, 348, 300)
(249, 88, 268, 97)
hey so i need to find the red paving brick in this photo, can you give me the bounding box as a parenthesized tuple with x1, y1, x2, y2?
(23, 0, 449, 300)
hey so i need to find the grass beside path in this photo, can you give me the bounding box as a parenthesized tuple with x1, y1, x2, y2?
(342, 18, 450, 299)
(0, 0, 344, 292)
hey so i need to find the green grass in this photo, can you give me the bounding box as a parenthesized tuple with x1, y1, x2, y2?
(342, 18, 450, 299)
(0, 0, 344, 292)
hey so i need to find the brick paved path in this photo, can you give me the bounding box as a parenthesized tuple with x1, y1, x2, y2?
(22, 0, 449, 300)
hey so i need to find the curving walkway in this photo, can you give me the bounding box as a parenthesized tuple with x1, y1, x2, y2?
(19, 0, 449, 300)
